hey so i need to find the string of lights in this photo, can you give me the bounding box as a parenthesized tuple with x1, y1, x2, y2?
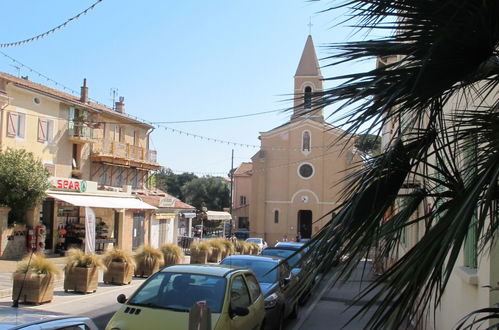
(151, 109, 283, 124)
(0, 0, 104, 48)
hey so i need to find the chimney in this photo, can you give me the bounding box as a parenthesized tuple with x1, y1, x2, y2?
(80, 78, 88, 103)
(115, 96, 125, 113)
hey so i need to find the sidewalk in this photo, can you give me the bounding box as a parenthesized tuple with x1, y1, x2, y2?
(293, 261, 386, 330)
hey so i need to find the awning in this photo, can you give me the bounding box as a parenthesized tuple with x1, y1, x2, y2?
(206, 211, 232, 221)
(47, 193, 157, 209)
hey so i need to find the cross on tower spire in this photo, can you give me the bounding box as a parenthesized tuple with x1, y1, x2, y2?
(308, 17, 313, 35)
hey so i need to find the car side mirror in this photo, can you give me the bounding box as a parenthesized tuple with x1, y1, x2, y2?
(117, 294, 127, 304)
(231, 306, 250, 317)
(291, 268, 301, 277)
(280, 277, 291, 288)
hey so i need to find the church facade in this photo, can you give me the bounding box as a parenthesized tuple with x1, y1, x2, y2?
(249, 36, 359, 244)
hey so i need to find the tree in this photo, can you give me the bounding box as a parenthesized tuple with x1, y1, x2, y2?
(181, 176, 230, 211)
(301, 1, 499, 329)
(154, 168, 197, 201)
(0, 148, 50, 225)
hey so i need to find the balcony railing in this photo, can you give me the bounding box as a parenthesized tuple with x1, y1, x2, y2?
(68, 122, 93, 141)
(91, 140, 159, 165)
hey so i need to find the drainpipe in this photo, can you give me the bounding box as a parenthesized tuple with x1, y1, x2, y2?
(0, 92, 11, 153)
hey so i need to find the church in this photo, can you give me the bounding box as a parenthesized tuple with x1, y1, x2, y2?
(249, 35, 360, 244)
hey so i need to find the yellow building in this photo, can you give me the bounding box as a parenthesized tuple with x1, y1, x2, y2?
(0, 73, 161, 257)
(249, 36, 359, 245)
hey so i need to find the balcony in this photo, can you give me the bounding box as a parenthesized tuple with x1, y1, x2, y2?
(91, 140, 161, 170)
(68, 122, 94, 144)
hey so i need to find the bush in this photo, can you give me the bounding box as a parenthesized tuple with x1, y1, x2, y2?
(135, 245, 163, 264)
(190, 241, 212, 254)
(102, 248, 135, 269)
(16, 253, 60, 276)
(160, 243, 184, 265)
(65, 248, 106, 270)
(0, 149, 50, 225)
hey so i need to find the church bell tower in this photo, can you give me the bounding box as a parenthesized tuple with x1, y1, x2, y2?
(292, 35, 324, 122)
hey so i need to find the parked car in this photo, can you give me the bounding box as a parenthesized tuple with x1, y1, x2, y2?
(106, 264, 265, 330)
(245, 237, 268, 252)
(220, 255, 299, 330)
(261, 246, 313, 304)
(233, 229, 250, 240)
(0, 307, 97, 329)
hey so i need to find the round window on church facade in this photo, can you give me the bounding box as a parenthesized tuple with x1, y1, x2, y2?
(298, 163, 314, 179)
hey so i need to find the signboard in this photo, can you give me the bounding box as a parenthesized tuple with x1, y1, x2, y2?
(159, 197, 175, 208)
(49, 177, 86, 193)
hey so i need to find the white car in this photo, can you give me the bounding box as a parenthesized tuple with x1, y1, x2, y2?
(245, 237, 268, 252)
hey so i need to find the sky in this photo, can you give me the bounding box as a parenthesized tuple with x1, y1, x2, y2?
(0, 1, 377, 176)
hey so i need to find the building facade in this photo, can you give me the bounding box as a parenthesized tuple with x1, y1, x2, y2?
(0, 73, 161, 256)
(232, 162, 252, 231)
(249, 36, 360, 245)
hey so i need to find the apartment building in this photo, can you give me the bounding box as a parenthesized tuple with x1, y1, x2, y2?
(0, 73, 161, 257)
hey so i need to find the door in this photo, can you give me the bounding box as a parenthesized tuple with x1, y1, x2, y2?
(41, 199, 54, 249)
(298, 210, 312, 239)
(229, 275, 255, 330)
(132, 212, 145, 250)
(113, 211, 120, 247)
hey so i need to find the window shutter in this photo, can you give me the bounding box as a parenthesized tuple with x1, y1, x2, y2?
(6, 112, 17, 136)
(38, 118, 47, 142)
(47, 120, 54, 142)
(68, 107, 75, 121)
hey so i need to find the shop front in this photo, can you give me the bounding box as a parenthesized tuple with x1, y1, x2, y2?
(42, 177, 156, 253)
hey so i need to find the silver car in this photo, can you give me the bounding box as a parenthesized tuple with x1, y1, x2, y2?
(0, 307, 97, 330)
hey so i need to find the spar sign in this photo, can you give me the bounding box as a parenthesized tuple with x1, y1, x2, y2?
(49, 177, 87, 193)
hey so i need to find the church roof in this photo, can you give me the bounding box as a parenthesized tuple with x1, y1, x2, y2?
(295, 35, 322, 77)
(234, 162, 253, 176)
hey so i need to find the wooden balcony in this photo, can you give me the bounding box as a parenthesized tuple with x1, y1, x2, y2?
(68, 122, 94, 144)
(90, 140, 161, 170)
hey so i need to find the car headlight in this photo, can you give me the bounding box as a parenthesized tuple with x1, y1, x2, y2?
(264, 293, 279, 309)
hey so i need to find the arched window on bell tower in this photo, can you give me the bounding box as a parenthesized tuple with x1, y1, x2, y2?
(302, 130, 311, 153)
(304, 86, 312, 109)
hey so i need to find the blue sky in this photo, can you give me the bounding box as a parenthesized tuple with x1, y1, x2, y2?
(0, 1, 377, 176)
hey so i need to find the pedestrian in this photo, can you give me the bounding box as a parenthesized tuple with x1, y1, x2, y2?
(296, 232, 301, 242)
(283, 235, 288, 242)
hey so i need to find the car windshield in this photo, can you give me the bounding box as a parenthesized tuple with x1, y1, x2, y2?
(221, 259, 277, 283)
(261, 249, 302, 268)
(128, 272, 226, 313)
(246, 238, 261, 243)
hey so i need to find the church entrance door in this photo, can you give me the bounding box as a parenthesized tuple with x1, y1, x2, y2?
(298, 210, 312, 239)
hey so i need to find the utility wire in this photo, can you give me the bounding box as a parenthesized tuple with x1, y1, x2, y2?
(152, 109, 283, 124)
(0, 0, 104, 48)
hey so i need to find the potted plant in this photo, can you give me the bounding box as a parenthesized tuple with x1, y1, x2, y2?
(64, 248, 105, 293)
(207, 239, 224, 263)
(12, 253, 60, 304)
(248, 242, 260, 255)
(160, 243, 184, 267)
(190, 241, 212, 264)
(134, 245, 163, 277)
(102, 248, 135, 285)
(220, 239, 235, 259)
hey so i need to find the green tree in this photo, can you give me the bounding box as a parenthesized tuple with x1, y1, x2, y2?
(181, 176, 230, 211)
(154, 168, 197, 201)
(0, 148, 50, 225)
(301, 1, 499, 329)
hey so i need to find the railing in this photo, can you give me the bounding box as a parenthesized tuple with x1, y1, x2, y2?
(91, 140, 158, 164)
(68, 122, 93, 140)
(177, 236, 199, 255)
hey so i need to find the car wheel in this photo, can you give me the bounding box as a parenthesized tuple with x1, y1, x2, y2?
(289, 302, 299, 319)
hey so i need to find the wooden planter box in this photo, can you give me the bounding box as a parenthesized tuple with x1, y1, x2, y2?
(64, 267, 99, 293)
(103, 261, 134, 285)
(251, 247, 259, 255)
(190, 250, 208, 264)
(208, 248, 222, 263)
(163, 253, 181, 267)
(12, 273, 54, 304)
(134, 259, 160, 278)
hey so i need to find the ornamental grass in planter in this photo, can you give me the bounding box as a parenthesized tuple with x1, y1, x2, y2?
(103, 248, 135, 285)
(64, 249, 105, 294)
(207, 239, 224, 263)
(12, 253, 60, 304)
(234, 240, 245, 254)
(160, 243, 184, 267)
(220, 239, 235, 259)
(134, 245, 163, 278)
(190, 241, 212, 264)
(248, 242, 260, 255)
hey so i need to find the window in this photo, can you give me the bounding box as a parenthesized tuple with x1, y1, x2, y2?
(298, 163, 314, 179)
(230, 275, 251, 309)
(302, 131, 311, 152)
(244, 274, 261, 302)
(37, 118, 54, 143)
(240, 195, 247, 206)
(304, 86, 312, 109)
(6, 111, 26, 138)
(238, 217, 249, 229)
(274, 210, 279, 224)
